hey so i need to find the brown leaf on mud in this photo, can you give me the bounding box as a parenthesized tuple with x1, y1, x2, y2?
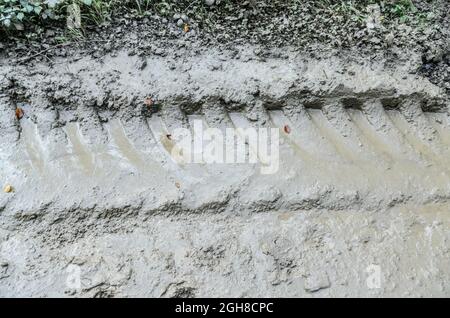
(15, 108, 24, 120)
(183, 24, 190, 33)
(3, 184, 13, 193)
(283, 125, 291, 134)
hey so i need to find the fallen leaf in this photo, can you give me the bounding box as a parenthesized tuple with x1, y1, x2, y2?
(15, 108, 24, 120)
(183, 24, 190, 33)
(283, 125, 291, 134)
(166, 134, 172, 140)
(3, 184, 13, 193)
(175, 182, 181, 189)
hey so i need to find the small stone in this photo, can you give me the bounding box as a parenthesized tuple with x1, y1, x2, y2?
(45, 29, 55, 37)
(153, 48, 165, 56)
(205, 0, 215, 6)
(104, 43, 112, 52)
(3, 184, 13, 193)
(385, 33, 395, 46)
(137, 59, 147, 70)
(370, 37, 381, 44)
(304, 273, 331, 293)
(177, 19, 184, 27)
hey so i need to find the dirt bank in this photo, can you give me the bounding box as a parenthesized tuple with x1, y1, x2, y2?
(2, 1, 449, 92)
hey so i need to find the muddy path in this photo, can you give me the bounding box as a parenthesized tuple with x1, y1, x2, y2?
(1, 37, 450, 297)
(1, 204, 449, 297)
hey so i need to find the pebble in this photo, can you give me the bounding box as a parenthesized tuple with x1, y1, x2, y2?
(205, 0, 215, 6)
(104, 43, 112, 52)
(3, 184, 13, 193)
(304, 273, 331, 293)
(137, 59, 147, 70)
(385, 33, 395, 46)
(45, 30, 55, 37)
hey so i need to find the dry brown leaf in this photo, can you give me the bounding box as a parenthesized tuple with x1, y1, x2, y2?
(283, 125, 291, 134)
(183, 24, 190, 33)
(175, 182, 181, 189)
(15, 108, 24, 120)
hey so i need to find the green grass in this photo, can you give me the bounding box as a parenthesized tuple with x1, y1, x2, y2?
(0, 0, 434, 36)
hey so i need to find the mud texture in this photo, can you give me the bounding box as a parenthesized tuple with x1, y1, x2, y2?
(1, 0, 450, 294)
(1, 42, 449, 297)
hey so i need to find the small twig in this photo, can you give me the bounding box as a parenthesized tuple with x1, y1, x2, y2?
(16, 39, 109, 63)
(17, 42, 73, 63)
(185, 0, 200, 12)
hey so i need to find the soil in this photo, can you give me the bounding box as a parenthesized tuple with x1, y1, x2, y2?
(0, 1, 449, 297)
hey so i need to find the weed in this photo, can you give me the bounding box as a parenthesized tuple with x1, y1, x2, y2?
(0, 0, 435, 36)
